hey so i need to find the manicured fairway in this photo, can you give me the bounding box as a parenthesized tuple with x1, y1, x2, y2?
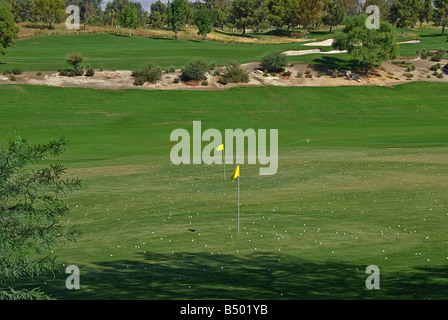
(2, 82, 448, 299)
(1, 30, 446, 72)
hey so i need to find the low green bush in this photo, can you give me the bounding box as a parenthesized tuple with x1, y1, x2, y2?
(221, 62, 249, 83)
(261, 51, 288, 73)
(182, 59, 209, 81)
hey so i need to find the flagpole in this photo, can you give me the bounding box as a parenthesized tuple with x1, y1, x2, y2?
(237, 175, 240, 236)
(223, 153, 226, 181)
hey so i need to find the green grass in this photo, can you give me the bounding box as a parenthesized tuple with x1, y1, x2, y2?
(1, 28, 446, 73)
(2, 82, 448, 299)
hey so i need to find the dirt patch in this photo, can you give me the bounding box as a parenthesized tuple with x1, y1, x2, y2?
(2, 57, 448, 91)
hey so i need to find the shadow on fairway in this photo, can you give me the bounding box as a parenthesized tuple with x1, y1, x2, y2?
(313, 56, 361, 71)
(24, 252, 448, 300)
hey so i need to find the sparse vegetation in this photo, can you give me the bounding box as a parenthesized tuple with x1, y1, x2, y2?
(131, 64, 162, 85)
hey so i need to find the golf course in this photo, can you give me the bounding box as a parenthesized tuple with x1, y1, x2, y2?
(1, 0, 448, 302)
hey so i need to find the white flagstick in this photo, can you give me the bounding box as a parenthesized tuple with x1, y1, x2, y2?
(237, 175, 240, 236)
(223, 152, 226, 181)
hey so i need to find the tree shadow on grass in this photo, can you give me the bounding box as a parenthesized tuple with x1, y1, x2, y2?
(18, 252, 448, 300)
(313, 56, 361, 71)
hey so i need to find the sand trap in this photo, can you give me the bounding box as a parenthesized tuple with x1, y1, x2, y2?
(398, 40, 421, 44)
(303, 39, 335, 46)
(283, 48, 347, 56)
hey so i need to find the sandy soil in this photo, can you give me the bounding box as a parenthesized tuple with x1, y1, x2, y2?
(1, 54, 446, 91)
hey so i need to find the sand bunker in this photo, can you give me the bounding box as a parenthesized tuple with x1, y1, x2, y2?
(398, 40, 422, 44)
(283, 48, 347, 56)
(303, 39, 335, 46)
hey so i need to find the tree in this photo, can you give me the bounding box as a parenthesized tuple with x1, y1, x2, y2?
(108, 8, 116, 26)
(297, 0, 324, 38)
(388, 0, 419, 35)
(333, 13, 399, 74)
(229, 0, 266, 36)
(167, 0, 187, 40)
(119, 2, 139, 37)
(322, 0, 345, 32)
(151, 0, 167, 15)
(66, 51, 85, 70)
(34, 0, 65, 29)
(213, 0, 231, 30)
(11, 0, 35, 23)
(433, 0, 448, 35)
(82, 3, 97, 30)
(418, 0, 433, 27)
(195, 8, 212, 40)
(0, 1, 18, 56)
(148, 10, 165, 28)
(267, 0, 286, 30)
(0, 134, 81, 300)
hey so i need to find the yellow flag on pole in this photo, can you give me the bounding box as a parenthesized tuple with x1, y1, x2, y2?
(216, 144, 224, 151)
(230, 165, 240, 181)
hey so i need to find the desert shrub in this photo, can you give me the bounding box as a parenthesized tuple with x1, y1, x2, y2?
(438, 73, 443, 78)
(433, 71, 439, 76)
(201, 80, 208, 86)
(213, 69, 221, 76)
(9, 75, 16, 81)
(431, 49, 446, 62)
(317, 71, 326, 77)
(260, 51, 288, 73)
(296, 72, 302, 78)
(85, 68, 95, 77)
(132, 64, 162, 84)
(217, 77, 228, 85)
(133, 76, 145, 86)
(332, 71, 338, 78)
(74, 68, 84, 76)
(411, 64, 416, 71)
(66, 52, 84, 70)
(37, 72, 42, 76)
(263, 72, 268, 77)
(59, 69, 68, 76)
(416, 48, 428, 59)
(429, 63, 441, 71)
(12, 68, 22, 75)
(209, 62, 216, 70)
(221, 62, 249, 83)
(305, 69, 311, 75)
(305, 73, 312, 78)
(181, 59, 209, 81)
(165, 65, 176, 73)
(173, 77, 180, 83)
(403, 72, 413, 78)
(2, 69, 11, 75)
(270, 73, 277, 76)
(282, 70, 292, 77)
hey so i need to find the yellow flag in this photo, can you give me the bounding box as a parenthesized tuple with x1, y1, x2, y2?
(216, 144, 224, 151)
(230, 165, 240, 181)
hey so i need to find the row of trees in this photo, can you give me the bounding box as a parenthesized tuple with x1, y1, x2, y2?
(6, 0, 448, 37)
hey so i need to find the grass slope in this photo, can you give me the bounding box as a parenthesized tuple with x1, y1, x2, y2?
(2, 82, 448, 299)
(1, 29, 447, 73)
